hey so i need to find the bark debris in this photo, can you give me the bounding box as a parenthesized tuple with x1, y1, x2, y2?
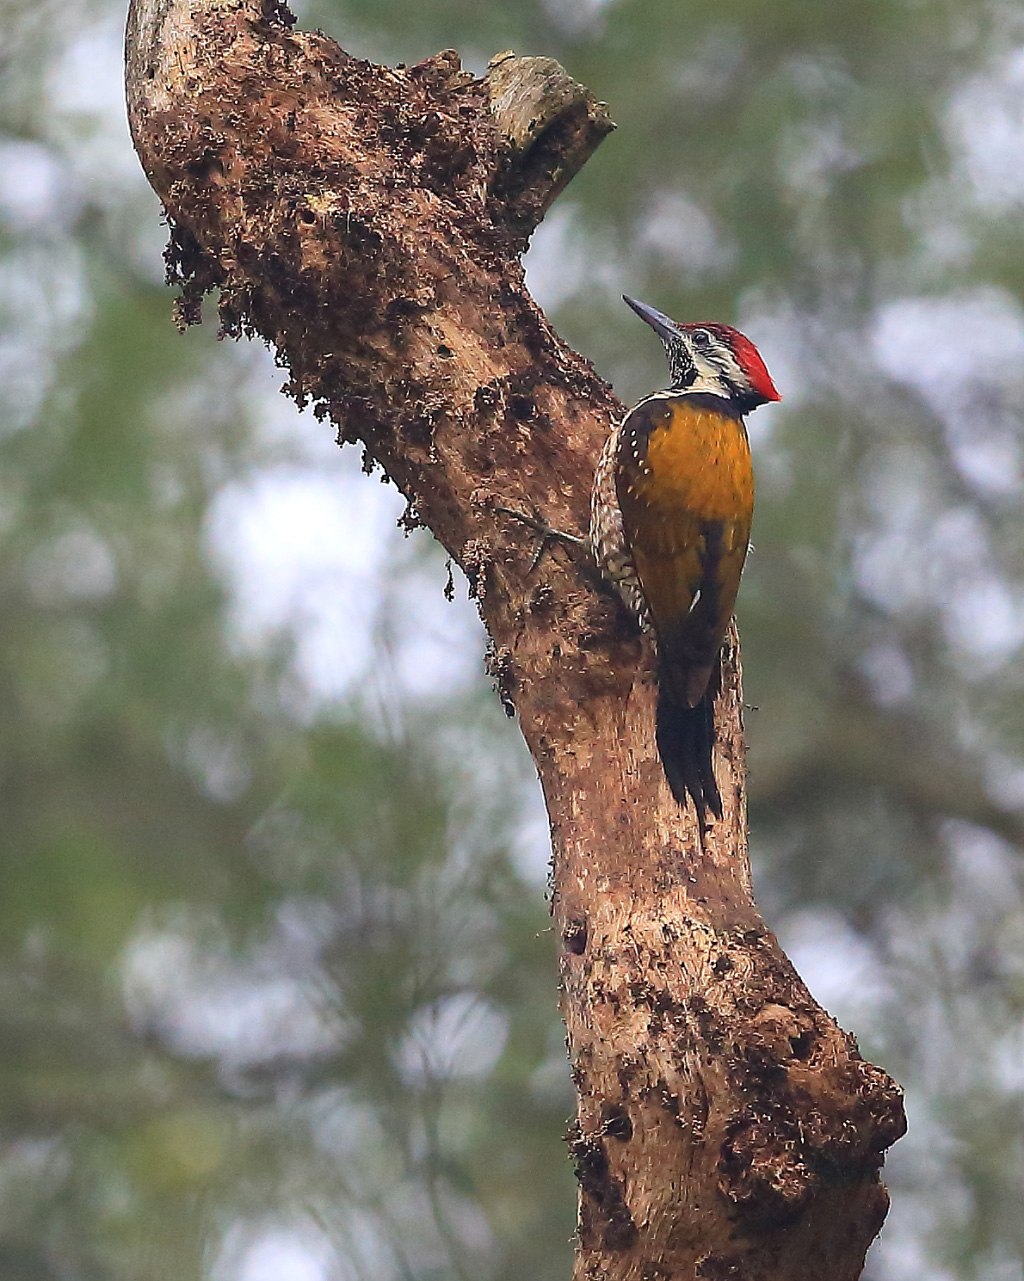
(125, 3, 906, 1277)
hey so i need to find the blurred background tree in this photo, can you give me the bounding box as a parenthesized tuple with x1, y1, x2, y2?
(2, 0, 1024, 1277)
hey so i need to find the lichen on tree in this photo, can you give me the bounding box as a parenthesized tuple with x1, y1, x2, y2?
(124, 2, 906, 1276)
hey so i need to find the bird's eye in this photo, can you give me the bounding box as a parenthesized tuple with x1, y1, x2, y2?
(690, 328, 712, 349)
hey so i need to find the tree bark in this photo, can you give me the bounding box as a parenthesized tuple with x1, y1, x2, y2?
(123, 3, 906, 1277)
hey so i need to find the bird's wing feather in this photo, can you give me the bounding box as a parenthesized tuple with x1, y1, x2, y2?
(615, 397, 753, 689)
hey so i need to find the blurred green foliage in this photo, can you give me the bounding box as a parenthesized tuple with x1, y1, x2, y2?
(2, 0, 1024, 1277)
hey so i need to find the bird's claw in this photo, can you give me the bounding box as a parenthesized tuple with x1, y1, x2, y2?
(494, 505, 587, 571)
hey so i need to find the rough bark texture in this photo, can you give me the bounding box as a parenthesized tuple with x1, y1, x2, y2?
(124, 3, 906, 1277)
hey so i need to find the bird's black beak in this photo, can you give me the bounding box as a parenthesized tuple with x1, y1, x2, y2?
(622, 295, 684, 345)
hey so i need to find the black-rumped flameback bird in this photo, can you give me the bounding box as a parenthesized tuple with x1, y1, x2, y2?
(589, 295, 779, 823)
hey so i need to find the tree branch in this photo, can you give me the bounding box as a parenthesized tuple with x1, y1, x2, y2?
(124, 3, 906, 1276)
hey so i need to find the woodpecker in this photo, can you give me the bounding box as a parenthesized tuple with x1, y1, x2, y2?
(590, 295, 779, 822)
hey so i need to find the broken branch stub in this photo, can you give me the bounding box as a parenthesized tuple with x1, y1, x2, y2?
(486, 51, 615, 235)
(124, 2, 905, 1278)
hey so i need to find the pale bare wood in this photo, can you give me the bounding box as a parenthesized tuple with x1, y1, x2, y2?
(124, 3, 906, 1276)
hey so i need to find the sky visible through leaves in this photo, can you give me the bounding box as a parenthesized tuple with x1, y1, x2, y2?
(3, 0, 1024, 1278)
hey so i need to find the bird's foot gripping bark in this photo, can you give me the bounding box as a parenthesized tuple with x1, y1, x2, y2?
(494, 504, 588, 570)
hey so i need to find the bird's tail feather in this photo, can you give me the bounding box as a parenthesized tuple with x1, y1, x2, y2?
(655, 680, 723, 825)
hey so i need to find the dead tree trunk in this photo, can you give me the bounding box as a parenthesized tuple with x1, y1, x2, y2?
(124, 4, 906, 1276)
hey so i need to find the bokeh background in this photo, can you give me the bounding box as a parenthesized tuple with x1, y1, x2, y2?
(3, 0, 1024, 1277)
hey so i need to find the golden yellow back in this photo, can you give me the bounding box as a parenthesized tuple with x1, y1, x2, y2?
(615, 393, 754, 704)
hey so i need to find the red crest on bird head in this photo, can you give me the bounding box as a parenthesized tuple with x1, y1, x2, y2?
(689, 322, 781, 405)
(623, 296, 781, 411)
